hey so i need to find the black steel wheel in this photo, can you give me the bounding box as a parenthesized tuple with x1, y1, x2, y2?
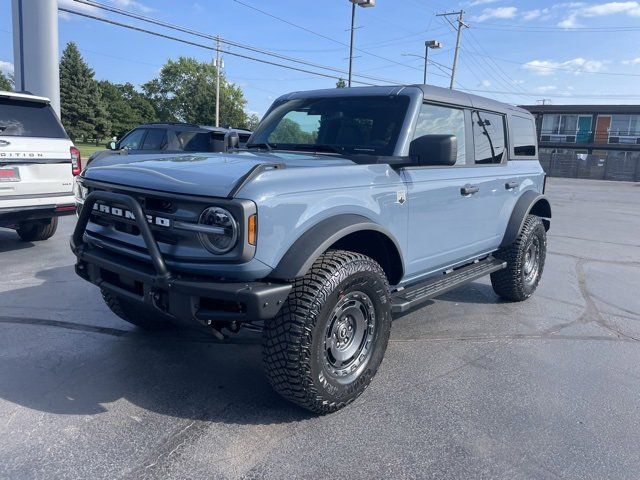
(491, 214, 547, 301)
(262, 250, 392, 414)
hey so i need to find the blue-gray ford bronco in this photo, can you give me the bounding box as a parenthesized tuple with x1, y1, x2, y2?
(71, 85, 551, 413)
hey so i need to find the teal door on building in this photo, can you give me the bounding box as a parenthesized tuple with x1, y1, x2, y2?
(577, 116, 592, 143)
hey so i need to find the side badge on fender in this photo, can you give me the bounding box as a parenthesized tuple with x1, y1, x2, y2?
(396, 191, 406, 205)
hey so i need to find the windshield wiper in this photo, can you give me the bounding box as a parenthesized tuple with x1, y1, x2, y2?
(290, 144, 346, 155)
(245, 142, 272, 151)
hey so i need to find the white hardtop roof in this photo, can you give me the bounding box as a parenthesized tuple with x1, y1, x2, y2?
(0, 90, 51, 103)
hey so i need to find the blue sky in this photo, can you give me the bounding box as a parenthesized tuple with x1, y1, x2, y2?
(2, 0, 640, 116)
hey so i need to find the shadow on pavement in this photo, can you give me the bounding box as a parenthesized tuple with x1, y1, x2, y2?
(0, 266, 312, 425)
(0, 228, 35, 254)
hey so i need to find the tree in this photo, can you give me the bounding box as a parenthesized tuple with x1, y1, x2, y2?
(142, 57, 248, 128)
(336, 78, 347, 88)
(0, 71, 13, 91)
(99, 81, 156, 138)
(59, 42, 103, 142)
(246, 113, 260, 131)
(269, 118, 317, 144)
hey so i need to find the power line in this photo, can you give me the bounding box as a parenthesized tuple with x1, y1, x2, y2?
(59, 7, 383, 86)
(71, 0, 404, 85)
(473, 23, 640, 33)
(230, 0, 425, 74)
(459, 87, 640, 100)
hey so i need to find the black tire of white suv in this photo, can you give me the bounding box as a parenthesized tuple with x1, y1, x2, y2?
(16, 218, 58, 242)
(101, 290, 173, 330)
(491, 214, 547, 302)
(262, 250, 392, 414)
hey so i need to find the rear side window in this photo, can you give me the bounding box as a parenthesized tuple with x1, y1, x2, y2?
(472, 111, 506, 164)
(142, 128, 167, 150)
(414, 103, 466, 165)
(177, 131, 213, 152)
(511, 115, 537, 157)
(0, 98, 67, 138)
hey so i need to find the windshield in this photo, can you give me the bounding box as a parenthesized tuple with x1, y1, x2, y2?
(0, 98, 67, 138)
(249, 95, 410, 156)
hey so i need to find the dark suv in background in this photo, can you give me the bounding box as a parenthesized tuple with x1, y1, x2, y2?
(87, 123, 252, 165)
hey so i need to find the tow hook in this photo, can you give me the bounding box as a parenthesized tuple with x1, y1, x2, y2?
(150, 288, 168, 313)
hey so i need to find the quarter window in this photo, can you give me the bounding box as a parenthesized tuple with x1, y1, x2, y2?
(511, 115, 537, 157)
(414, 103, 466, 165)
(472, 111, 506, 164)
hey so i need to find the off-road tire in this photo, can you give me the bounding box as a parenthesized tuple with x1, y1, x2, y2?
(101, 289, 172, 330)
(491, 214, 547, 302)
(263, 250, 392, 414)
(16, 217, 58, 242)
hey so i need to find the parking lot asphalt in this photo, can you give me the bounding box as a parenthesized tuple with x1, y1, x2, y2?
(1, 177, 639, 480)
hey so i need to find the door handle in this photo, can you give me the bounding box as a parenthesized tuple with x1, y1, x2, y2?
(505, 181, 519, 190)
(460, 185, 479, 196)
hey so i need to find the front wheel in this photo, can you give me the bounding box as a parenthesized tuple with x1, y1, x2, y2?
(491, 214, 547, 301)
(262, 250, 392, 414)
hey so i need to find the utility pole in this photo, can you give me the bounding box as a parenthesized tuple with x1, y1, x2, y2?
(215, 35, 221, 127)
(436, 10, 468, 90)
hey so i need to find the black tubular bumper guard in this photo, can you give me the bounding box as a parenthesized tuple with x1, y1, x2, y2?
(71, 191, 291, 325)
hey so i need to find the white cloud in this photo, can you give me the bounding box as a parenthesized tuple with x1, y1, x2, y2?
(474, 6, 518, 21)
(480, 80, 492, 87)
(109, 0, 152, 13)
(524, 58, 605, 75)
(536, 85, 558, 93)
(468, 0, 499, 6)
(57, 0, 151, 20)
(522, 9, 542, 20)
(622, 57, 640, 65)
(0, 61, 14, 75)
(558, 1, 640, 27)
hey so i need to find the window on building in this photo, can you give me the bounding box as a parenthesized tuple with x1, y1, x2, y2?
(472, 111, 506, 164)
(510, 115, 536, 156)
(413, 103, 466, 165)
(541, 114, 578, 135)
(610, 115, 640, 136)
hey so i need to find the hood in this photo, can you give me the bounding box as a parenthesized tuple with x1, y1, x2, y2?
(82, 151, 354, 198)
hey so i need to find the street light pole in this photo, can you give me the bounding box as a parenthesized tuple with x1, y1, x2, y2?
(347, 0, 375, 87)
(423, 42, 429, 85)
(348, 2, 356, 87)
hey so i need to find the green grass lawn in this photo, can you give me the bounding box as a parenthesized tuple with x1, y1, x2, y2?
(75, 142, 106, 159)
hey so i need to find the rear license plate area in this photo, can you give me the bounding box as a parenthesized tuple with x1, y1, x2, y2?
(0, 167, 20, 182)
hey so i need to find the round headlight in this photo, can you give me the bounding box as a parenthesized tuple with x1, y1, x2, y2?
(198, 207, 238, 254)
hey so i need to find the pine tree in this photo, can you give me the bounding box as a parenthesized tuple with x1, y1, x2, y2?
(0, 71, 13, 91)
(59, 42, 99, 142)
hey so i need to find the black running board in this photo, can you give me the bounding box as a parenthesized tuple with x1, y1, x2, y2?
(391, 257, 506, 314)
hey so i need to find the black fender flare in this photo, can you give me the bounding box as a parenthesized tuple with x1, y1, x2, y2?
(269, 214, 404, 280)
(500, 191, 551, 248)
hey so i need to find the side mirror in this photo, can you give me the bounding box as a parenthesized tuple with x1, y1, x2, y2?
(409, 134, 457, 166)
(106, 141, 117, 150)
(224, 131, 240, 152)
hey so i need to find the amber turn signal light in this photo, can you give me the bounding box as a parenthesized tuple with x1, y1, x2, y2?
(248, 214, 257, 245)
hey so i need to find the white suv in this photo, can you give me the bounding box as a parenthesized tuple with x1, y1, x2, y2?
(0, 91, 78, 241)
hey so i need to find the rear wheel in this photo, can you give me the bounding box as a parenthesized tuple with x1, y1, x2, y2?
(491, 214, 546, 301)
(262, 250, 392, 414)
(101, 290, 172, 330)
(16, 217, 58, 242)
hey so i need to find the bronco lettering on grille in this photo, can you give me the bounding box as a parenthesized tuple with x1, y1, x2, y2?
(93, 203, 171, 227)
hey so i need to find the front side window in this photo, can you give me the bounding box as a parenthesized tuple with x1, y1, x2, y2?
(472, 111, 506, 164)
(119, 129, 146, 150)
(142, 129, 167, 150)
(250, 95, 410, 156)
(414, 103, 466, 165)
